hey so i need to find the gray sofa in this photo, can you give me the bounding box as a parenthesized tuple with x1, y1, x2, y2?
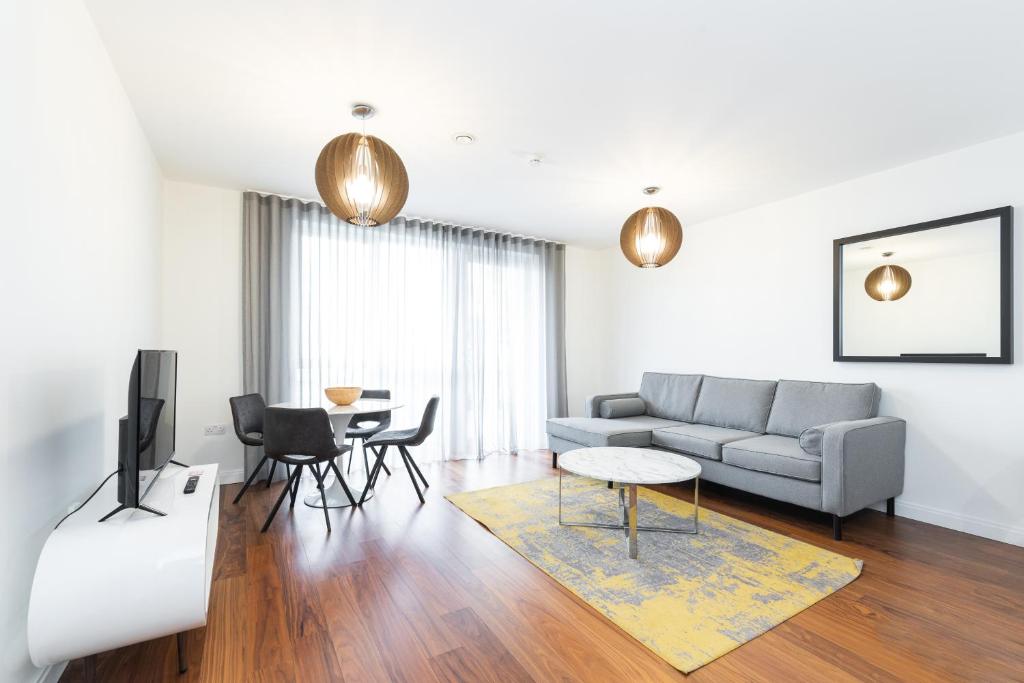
(546, 372, 906, 540)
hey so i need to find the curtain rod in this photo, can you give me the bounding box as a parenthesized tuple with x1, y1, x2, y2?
(244, 189, 566, 246)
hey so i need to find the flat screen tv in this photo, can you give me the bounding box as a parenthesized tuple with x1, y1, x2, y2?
(100, 350, 178, 521)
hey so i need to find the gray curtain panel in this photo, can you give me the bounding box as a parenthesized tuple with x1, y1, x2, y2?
(241, 191, 567, 477)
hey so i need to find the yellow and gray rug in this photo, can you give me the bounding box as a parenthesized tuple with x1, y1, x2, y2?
(446, 475, 862, 673)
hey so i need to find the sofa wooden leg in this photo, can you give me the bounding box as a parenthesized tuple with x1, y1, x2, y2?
(832, 514, 843, 541)
(886, 497, 895, 517)
(551, 451, 558, 469)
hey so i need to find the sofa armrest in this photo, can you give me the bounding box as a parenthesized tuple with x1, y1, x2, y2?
(584, 392, 641, 418)
(820, 417, 906, 517)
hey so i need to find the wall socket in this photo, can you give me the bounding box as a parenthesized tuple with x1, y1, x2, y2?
(203, 424, 227, 437)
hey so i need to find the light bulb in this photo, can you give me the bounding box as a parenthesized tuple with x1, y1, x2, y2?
(345, 136, 378, 224)
(635, 210, 666, 267)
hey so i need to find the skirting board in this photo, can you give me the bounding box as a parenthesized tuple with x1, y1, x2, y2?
(34, 662, 67, 683)
(885, 499, 1024, 547)
(217, 468, 244, 486)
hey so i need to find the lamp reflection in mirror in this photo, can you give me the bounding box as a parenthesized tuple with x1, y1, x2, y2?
(864, 252, 912, 301)
(620, 207, 683, 268)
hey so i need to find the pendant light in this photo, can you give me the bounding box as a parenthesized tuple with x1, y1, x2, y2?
(315, 104, 409, 226)
(619, 187, 683, 268)
(864, 251, 912, 301)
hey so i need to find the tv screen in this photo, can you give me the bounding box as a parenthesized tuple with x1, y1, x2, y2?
(118, 350, 177, 508)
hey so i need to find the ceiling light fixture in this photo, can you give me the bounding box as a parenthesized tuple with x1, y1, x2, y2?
(864, 251, 912, 301)
(619, 188, 683, 269)
(454, 133, 475, 145)
(315, 104, 409, 226)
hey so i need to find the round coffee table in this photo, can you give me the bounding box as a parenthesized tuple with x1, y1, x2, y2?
(558, 447, 701, 559)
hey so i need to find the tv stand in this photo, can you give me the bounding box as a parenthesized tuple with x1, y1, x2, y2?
(28, 463, 220, 677)
(97, 502, 167, 523)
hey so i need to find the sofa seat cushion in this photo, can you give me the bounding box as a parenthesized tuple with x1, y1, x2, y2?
(546, 416, 683, 448)
(651, 423, 761, 461)
(722, 435, 822, 482)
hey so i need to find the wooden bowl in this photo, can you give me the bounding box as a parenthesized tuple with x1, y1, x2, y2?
(324, 386, 362, 406)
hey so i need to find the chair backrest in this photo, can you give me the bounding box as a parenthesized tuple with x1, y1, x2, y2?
(410, 396, 440, 446)
(263, 407, 339, 459)
(229, 393, 266, 446)
(355, 388, 392, 428)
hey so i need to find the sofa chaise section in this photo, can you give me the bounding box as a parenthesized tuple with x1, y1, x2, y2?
(546, 373, 906, 540)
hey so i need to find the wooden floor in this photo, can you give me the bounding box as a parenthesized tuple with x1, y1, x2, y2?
(61, 450, 1024, 682)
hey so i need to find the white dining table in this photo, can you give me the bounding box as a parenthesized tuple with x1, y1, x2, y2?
(269, 397, 404, 508)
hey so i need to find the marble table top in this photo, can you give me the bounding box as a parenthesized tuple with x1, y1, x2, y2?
(559, 447, 701, 485)
(270, 398, 403, 416)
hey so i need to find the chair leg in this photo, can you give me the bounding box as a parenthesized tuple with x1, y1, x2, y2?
(401, 445, 429, 489)
(312, 463, 331, 532)
(347, 438, 355, 474)
(233, 455, 269, 504)
(359, 445, 388, 505)
(329, 458, 357, 506)
(290, 465, 304, 508)
(266, 460, 278, 488)
(832, 514, 843, 541)
(362, 438, 371, 476)
(262, 466, 302, 533)
(369, 444, 391, 476)
(399, 447, 425, 504)
(886, 497, 895, 517)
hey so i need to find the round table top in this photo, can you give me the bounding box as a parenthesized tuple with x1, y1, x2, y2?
(270, 398, 404, 415)
(559, 447, 701, 484)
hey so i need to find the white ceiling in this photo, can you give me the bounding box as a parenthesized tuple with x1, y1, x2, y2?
(85, 0, 1024, 247)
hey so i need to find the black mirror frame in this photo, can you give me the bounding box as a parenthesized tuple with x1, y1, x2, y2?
(833, 206, 1014, 364)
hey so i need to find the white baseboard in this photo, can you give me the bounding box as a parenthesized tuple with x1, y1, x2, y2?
(893, 499, 1024, 547)
(34, 662, 67, 683)
(217, 468, 244, 485)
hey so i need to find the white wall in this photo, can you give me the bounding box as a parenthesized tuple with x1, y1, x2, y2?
(602, 131, 1024, 546)
(161, 181, 243, 481)
(0, 1, 163, 681)
(564, 246, 612, 416)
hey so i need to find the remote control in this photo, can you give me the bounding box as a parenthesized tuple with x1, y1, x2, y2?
(184, 475, 200, 494)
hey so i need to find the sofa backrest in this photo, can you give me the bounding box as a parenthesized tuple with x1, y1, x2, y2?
(692, 376, 778, 433)
(765, 380, 880, 437)
(638, 372, 703, 422)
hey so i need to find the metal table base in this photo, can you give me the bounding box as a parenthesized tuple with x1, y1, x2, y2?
(557, 469, 699, 559)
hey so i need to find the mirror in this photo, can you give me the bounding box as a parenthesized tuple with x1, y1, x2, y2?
(834, 207, 1013, 364)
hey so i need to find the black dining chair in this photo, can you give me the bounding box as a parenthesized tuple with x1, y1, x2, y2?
(345, 388, 392, 478)
(261, 407, 355, 532)
(359, 396, 440, 505)
(229, 393, 291, 504)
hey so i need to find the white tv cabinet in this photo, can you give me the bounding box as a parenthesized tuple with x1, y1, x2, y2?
(28, 462, 220, 674)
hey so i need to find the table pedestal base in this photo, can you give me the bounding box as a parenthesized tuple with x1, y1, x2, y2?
(557, 471, 699, 559)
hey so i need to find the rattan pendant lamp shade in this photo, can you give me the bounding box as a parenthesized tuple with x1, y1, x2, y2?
(620, 204, 683, 268)
(315, 104, 409, 227)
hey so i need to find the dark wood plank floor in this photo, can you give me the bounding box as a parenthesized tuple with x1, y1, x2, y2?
(61, 450, 1024, 682)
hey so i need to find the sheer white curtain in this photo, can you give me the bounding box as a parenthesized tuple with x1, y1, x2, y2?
(242, 192, 567, 467)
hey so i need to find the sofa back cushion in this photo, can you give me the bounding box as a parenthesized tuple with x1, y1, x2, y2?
(638, 372, 704, 422)
(766, 380, 880, 437)
(692, 376, 777, 433)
